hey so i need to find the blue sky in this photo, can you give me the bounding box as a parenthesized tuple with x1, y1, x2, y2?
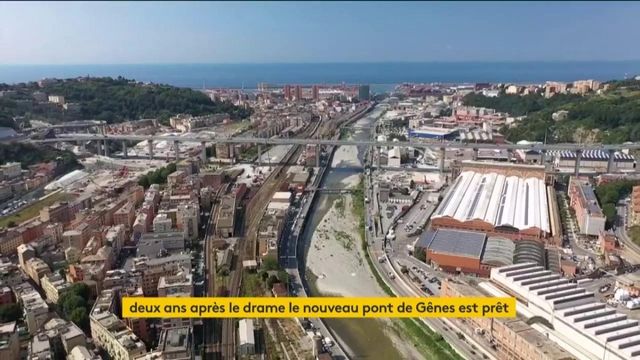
(0, 1, 639, 64)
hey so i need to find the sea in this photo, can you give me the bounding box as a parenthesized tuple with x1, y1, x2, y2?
(1, 62, 639, 91)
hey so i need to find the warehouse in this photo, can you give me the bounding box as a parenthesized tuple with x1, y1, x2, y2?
(491, 263, 640, 360)
(418, 228, 489, 275)
(408, 127, 459, 140)
(552, 150, 635, 172)
(431, 170, 551, 241)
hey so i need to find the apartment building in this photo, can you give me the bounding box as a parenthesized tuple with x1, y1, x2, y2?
(14, 283, 51, 335)
(155, 326, 193, 360)
(631, 185, 640, 226)
(568, 177, 606, 236)
(90, 290, 146, 360)
(132, 254, 191, 296)
(0, 322, 19, 360)
(24, 257, 52, 286)
(157, 272, 193, 330)
(41, 273, 71, 303)
(176, 202, 199, 241)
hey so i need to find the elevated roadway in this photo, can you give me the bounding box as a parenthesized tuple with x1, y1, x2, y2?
(25, 132, 640, 152)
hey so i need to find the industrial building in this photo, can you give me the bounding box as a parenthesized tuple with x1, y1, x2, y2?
(568, 177, 606, 236)
(432, 169, 553, 241)
(491, 262, 640, 360)
(441, 279, 574, 360)
(416, 228, 547, 276)
(551, 150, 635, 172)
(408, 127, 459, 140)
(216, 195, 236, 238)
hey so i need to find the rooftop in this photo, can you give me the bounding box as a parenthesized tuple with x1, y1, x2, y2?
(421, 228, 487, 259)
(492, 262, 640, 360)
(433, 170, 550, 233)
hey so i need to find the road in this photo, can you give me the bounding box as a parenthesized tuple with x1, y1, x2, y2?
(27, 130, 640, 153)
(616, 203, 640, 264)
(363, 172, 498, 360)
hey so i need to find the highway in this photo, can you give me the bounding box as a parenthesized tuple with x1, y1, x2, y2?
(362, 171, 498, 360)
(25, 131, 640, 151)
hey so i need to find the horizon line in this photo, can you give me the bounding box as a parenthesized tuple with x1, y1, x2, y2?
(2, 60, 640, 66)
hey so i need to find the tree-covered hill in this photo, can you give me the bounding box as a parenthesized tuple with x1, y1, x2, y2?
(0, 76, 252, 127)
(463, 79, 640, 144)
(0, 143, 82, 176)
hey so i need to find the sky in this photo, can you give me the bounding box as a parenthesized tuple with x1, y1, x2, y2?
(0, 1, 639, 64)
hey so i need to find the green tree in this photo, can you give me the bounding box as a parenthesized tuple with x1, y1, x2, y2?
(277, 270, 289, 286)
(262, 256, 279, 271)
(602, 203, 617, 228)
(60, 295, 86, 316)
(68, 307, 89, 331)
(266, 275, 280, 289)
(0, 303, 22, 322)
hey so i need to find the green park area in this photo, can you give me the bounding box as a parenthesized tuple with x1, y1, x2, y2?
(0, 191, 72, 228)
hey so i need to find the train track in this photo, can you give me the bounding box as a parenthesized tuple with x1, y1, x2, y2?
(203, 184, 231, 357)
(215, 105, 373, 359)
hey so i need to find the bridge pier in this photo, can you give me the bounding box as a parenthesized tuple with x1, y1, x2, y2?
(148, 140, 154, 159)
(574, 149, 582, 177)
(472, 148, 478, 161)
(438, 147, 445, 173)
(376, 146, 381, 168)
(257, 144, 262, 166)
(173, 140, 180, 161)
(316, 144, 321, 167)
(607, 149, 615, 173)
(540, 149, 547, 164)
(103, 139, 109, 157)
(201, 141, 207, 164)
(122, 141, 128, 159)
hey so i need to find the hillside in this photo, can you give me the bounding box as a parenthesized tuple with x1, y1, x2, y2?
(0, 77, 252, 127)
(463, 79, 640, 144)
(0, 143, 82, 176)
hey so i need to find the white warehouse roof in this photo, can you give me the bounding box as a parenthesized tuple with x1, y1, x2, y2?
(433, 171, 550, 233)
(491, 263, 640, 360)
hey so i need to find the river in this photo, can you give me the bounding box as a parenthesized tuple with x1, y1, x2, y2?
(298, 107, 411, 359)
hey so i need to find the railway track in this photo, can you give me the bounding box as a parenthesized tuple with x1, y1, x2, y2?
(215, 104, 373, 359)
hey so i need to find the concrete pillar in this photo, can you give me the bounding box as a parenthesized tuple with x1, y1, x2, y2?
(173, 140, 180, 161)
(122, 141, 128, 158)
(540, 149, 546, 164)
(200, 141, 207, 164)
(574, 149, 582, 177)
(376, 146, 381, 168)
(316, 144, 321, 167)
(472, 148, 479, 161)
(439, 147, 445, 173)
(103, 139, 109, 157)
(148, 140, 154, 159)
(257, 144, 262, 166)
(607, 149, 615, 173)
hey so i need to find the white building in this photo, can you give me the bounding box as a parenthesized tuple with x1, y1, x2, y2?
(491, 263, 640, 360)
(41, 273, 71, 303)
(387, 147, 402, 168)
(153, 213, 173, 233)
(238, 319, 255, 355)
